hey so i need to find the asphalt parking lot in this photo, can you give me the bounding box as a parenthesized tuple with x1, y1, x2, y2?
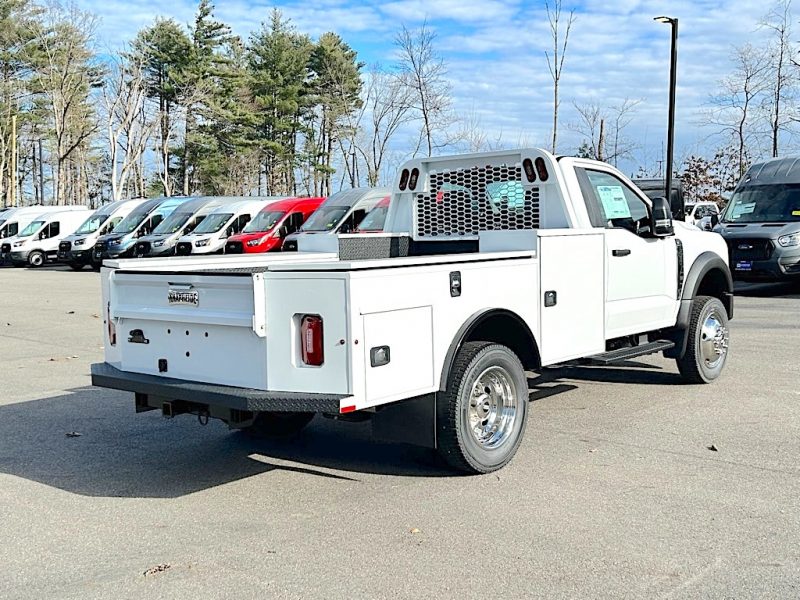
(0, 265, 798, 599)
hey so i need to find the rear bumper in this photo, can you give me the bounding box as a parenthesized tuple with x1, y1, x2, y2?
(91, 362, 348, 413)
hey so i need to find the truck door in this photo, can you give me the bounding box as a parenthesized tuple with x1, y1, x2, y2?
(576, 167, 678, 339)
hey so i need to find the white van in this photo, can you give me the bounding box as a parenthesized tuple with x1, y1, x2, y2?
(174, 198, 273, 255)
(0, 205, 87, 243)
(281, 187, 390, 251)
(4, 209, 91, 267)
(58, 199, 147, 270)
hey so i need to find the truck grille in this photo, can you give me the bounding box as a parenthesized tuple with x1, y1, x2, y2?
(225, 241, 243, 254)
(176, 242, 192, 256)
(1, 243, 10, 254)
(727, 238, 773, 261)
(59, 241, 72, 252)
(135, 241, 151, 256)
(414, 164, 540, 239)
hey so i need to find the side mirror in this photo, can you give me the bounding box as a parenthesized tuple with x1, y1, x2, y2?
(276, 226, 288, 238)
(650, 196, 674, 237)
(339, 223, 352, 234)
(710, 213, 720, 227)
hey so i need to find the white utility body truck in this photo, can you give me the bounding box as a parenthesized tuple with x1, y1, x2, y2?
(92, 149, 733, 473)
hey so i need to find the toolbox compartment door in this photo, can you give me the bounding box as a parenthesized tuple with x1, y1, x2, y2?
(538, 231, 605, 365)
(362, 306, 435, 406)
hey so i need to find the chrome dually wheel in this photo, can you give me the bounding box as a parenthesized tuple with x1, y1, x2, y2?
(468, 366, 519, 450)
(437, 342, 529, 474)
(677, 295, 730, 383)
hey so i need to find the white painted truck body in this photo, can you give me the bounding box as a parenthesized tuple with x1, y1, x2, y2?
(92, 149, 733, 473)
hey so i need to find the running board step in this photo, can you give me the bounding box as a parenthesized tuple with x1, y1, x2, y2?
(588, 340, 675, 365)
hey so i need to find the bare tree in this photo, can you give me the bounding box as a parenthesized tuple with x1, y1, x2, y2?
(608, 98, 642, 167)
(762, 0, 795, 157)
(545, 0, 576, 154)
(395, 21, 454, 157)
(455, 107, 507, 153)
(706, 44, 770, 178)
(570, 101, 605, 159)
(33, 2, 101, 205)
(345, 65, 416, 186)
(102, 53, 154, 200)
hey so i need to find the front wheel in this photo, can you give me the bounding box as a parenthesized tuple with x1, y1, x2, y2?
(27, 251, 45, 268)
(676, 295, 730, 383)
(436, 342, 529, 474)
(239, 411, 315, 440)
(68, 262, 84, 271)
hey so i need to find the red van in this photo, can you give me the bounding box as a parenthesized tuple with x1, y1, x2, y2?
(225, 197, 325, 254)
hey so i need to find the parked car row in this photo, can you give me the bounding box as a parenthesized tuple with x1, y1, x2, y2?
(0, 187, 393, 269)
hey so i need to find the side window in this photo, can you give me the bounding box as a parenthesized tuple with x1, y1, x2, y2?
(349, 209, 367, 230)
(237, 214, 251, 232)
(103, 216, 122, 235)
(285, 212, 303, 235)
(185, 215, 204, 234)
(41, 222, 59, 239)
(579, 169, 650, 231)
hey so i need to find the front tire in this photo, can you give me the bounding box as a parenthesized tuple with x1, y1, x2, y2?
(68, 262, 84, 271)
(27, 251, 45, 268)
(676, 296, 730, 383)
(437, 342, 529, 474)
(240, 411, 315, 440)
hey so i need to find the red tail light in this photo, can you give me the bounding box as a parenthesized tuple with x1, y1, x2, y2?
(107, 301, 117, 346)
(300, 315, 324, 366)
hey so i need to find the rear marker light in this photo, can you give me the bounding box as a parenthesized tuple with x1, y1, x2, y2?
(522, 158, 537, 182)
(399, 169, 410, 191)
(300, 315, 324, 366)
(535, 157, 549, 181)
(408, 168, 420, 190)
(340, 405, 357, 414)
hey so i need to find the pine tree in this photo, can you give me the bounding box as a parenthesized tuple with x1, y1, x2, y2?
(247, 10, 312, 194)
(307, 32, 362, 195)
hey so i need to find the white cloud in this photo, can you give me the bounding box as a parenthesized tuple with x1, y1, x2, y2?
(77, 0, 793, 174)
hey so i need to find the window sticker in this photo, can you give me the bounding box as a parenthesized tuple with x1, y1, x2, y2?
(792, 210, 800, 216)
(596, 185, 631, 219)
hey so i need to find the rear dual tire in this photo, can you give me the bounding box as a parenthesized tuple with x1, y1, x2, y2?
(436, 342, 529, 474)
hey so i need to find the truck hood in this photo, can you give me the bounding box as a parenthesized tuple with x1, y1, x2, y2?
(715, 222, 799, 240)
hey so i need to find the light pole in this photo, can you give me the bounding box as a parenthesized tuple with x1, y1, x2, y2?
(654, 15, 680, 219)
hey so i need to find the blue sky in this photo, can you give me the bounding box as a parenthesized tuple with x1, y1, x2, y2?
(79, 0, 783, 176)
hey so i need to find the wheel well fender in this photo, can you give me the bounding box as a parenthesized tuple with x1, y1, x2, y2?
(664, 252, 733, 359)
(680, 252, 733, 322)
(439, 309, 539, 391)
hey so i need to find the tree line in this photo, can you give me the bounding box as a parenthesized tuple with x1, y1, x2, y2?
(1, 0, 798, 209)
(0, 0, 460, 207)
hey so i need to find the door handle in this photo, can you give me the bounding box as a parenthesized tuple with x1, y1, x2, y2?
(612, 249, 631, 257)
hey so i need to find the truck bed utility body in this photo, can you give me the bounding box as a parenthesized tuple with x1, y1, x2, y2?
(93, 149, 734, 473)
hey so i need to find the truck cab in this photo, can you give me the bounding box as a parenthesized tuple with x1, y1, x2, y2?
(58, 199, 147, 270)
(281, 188, 390, 251)
(225, 197, 325, 254)
(714, 157, 800, 281)
(6, 209, 91, 267)
(91, 149, 732, 475)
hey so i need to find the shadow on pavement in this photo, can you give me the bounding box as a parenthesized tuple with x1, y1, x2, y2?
(0, 387, 452, 498)
(734, 281, 800, 299)
(533, 361, 683, 386)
